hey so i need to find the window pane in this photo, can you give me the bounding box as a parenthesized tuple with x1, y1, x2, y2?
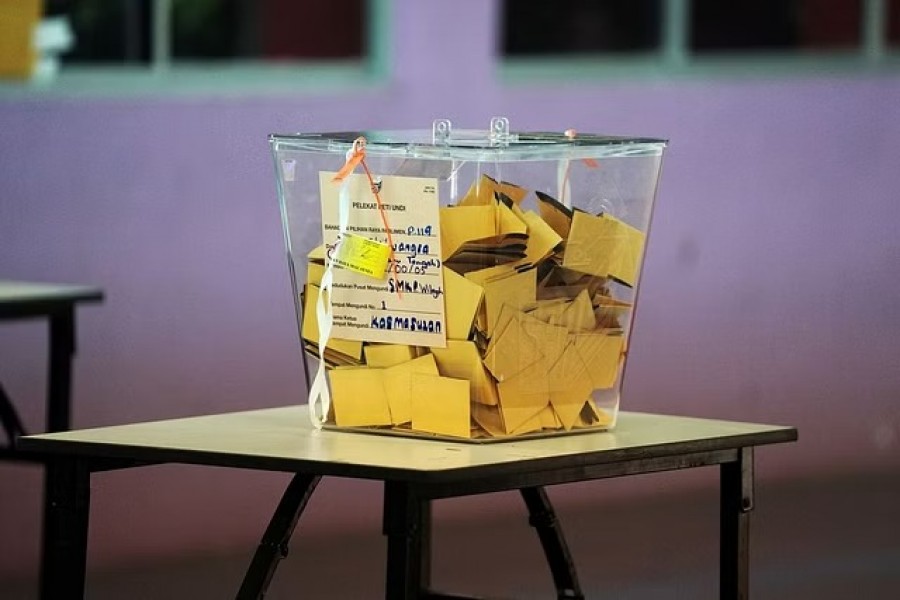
(691, 0, 862, 52)
(502, 0, 662, 55)
(889, 0, 900, 46)
(46, 0, 151, 64)
(172, 0, 366, 60)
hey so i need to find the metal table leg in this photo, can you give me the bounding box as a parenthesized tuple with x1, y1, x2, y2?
(383, 482, 429, 599)
(237, 473, 321, 599)
(521, 487, 584, 600)
(40, 308, 80, 598)
(720, 447, 754, 600)
(41, 457, 91, 600)
(46, 308, 76, 434)
(0, 381, 27, 451)
(382, 484, 582, 600)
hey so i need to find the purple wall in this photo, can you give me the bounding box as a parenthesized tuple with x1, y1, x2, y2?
(2, 0, 900, 581)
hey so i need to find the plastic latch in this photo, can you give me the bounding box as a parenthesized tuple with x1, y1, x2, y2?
(489, 116, 511, 146)
(432, 119, 452, 145)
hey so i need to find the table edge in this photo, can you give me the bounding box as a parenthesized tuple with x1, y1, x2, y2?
(0, 286, 104, 318)
(17, 425, 797, 484)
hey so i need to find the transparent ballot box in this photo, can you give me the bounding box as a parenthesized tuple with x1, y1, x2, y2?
(270, 118, 667, 441)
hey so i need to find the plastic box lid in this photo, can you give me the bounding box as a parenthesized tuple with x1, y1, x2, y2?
(270, 118, 667, 162)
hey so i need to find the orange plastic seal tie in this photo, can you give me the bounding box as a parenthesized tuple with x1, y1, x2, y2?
(332, 137, 366, 183)
(359, 157, 403, 300)
(331, 136, 403, 299)
(561, 129, 600, 202)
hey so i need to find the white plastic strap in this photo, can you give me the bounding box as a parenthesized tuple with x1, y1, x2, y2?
(559, 129, 577, 209)
(307, 145, 355, 428)
(557, 159, 572, 208)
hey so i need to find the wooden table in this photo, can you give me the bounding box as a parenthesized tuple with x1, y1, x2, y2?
(0, 280, 103, 447)
(0, 280, 104, 597)
(20, 406, 796, 599)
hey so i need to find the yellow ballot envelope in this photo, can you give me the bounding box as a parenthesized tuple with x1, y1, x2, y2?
(563, 212, 646, 287)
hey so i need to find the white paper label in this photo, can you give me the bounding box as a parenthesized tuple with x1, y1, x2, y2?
(319, 172, 446, 347)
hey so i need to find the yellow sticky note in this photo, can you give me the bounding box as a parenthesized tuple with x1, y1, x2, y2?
(572, 331, 625, 390)
(410, 374, 471, 438)
(364, 344, 418, 368)
(333, 233, 390, 279)
(443, 267, 484, 340)
(301, 285, 364, 360)
(329, 368, 392, 427)
(430, 340, 499, 406)
(383, 354, 440, 424)
(563, 212, 645, 287)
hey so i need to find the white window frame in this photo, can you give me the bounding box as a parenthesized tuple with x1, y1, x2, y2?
(502, 0, 900, 83)
(0, 0, 390, 98)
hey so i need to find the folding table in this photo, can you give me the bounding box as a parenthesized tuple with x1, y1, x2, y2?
(0, 280, 103, 595)
(20, 406, 796, 599)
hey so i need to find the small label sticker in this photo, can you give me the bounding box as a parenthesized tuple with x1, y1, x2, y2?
(281, 159, 296, 182)
(333, 233, 390, 279)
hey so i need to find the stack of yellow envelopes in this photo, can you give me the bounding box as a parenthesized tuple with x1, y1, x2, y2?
(305, 176, 645, 439)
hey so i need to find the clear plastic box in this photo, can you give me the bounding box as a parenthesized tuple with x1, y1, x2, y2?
(270, 118, 666, 441)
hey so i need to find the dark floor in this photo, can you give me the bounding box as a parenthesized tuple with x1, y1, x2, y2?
(4, 470, 900, 599)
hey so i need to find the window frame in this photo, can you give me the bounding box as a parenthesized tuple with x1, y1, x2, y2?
(0, 0, 390, 98)
(501, 0, 900, 84)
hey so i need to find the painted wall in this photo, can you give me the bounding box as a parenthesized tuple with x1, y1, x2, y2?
(2, 0, 899, 582)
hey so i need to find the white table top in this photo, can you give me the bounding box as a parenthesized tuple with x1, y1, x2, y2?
(20, 407, 796, 483)
(0, 280, 102, 315)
